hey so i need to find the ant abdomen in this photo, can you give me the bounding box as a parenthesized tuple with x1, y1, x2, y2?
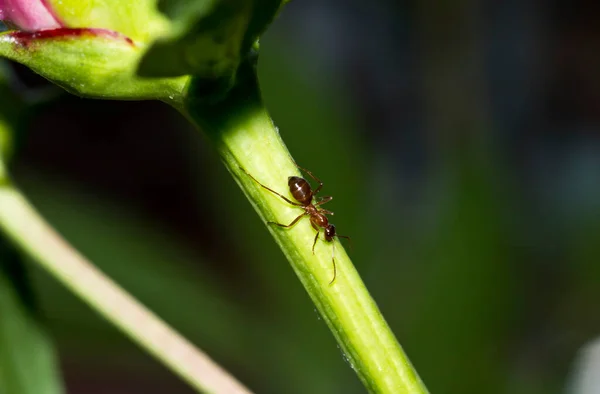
(288, 176, 312, 205)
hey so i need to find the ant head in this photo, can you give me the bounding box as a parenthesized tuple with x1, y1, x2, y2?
(325, 224, 336, 241)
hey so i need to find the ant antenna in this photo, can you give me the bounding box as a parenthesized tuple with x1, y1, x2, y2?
(328, 236, 351, 285)
(337, 235, 352, 251)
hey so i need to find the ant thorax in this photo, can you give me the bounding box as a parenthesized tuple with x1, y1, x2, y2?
(309, 210, 329, 229)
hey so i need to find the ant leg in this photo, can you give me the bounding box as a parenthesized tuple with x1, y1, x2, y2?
(312, 231, 320, 254)
(336, 235, 353, 251)
(268, 212, 306, 228)
(329, 243, 337, 285)
(239, 166, 303, 207)
(320, 209, 334, 216)
(310, 221, 320, 254)
(291, 160, 324, 195)
(315, 196, 333, 206)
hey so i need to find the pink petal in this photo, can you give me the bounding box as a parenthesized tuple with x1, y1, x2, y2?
(0, 0, 61, 31)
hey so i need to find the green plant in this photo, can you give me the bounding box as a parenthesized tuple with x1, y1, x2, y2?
(0, 1, 427, 393)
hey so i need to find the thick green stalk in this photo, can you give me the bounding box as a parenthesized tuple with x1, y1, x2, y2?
(0, 176, 252, 394)
(181, 60, 428, 393)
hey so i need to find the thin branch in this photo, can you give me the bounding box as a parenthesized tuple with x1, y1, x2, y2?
(0, 180, 253, 394)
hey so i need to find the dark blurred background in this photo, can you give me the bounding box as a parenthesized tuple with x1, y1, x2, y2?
(4, 0, 600, 393)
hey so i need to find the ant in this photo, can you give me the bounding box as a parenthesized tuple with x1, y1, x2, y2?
(240, 162, 350, 284)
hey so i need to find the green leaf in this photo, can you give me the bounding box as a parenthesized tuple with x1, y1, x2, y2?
(0, 239, 64, 394)
(0, 29, 188, 103)
(138, 0, 283, 84)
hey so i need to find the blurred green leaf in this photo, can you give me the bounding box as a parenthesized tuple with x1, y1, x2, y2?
(0, 239, 64, 394)
(402, 156, 519, 394)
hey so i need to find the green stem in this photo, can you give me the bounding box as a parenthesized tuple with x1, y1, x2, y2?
(180, 59, 428, 393)
(0, 176, 253, 394)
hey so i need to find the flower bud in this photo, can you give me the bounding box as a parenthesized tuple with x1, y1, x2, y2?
(0, 0, 60, 31)
(0, 0, 183, 102)
(0, 0, 285, 104)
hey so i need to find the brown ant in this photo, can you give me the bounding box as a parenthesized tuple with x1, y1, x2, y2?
(240, 162, 350, 284)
